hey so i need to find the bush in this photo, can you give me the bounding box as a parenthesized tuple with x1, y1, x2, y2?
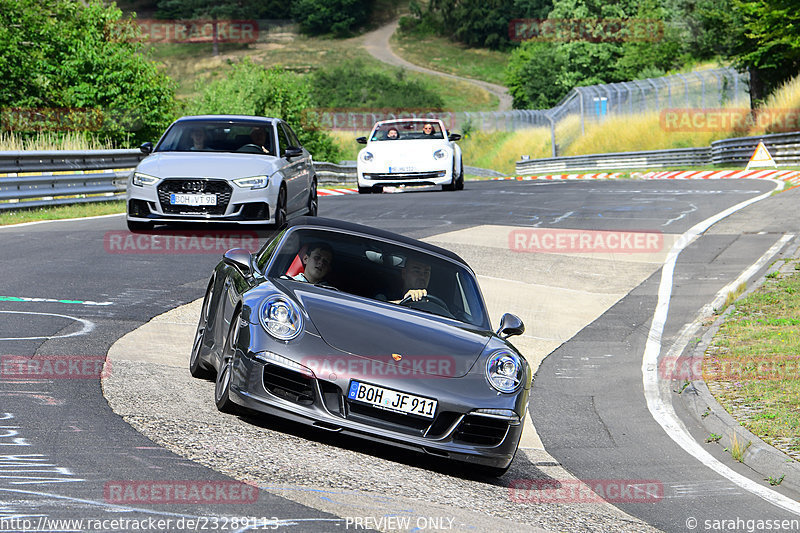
(186, 59, 342, 162)
(0, 0, 175, 146)
(310, 60, 445, 109)
(291, 0, 372, 37)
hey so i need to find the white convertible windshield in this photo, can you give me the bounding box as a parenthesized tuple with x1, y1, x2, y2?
(370, 121, 445, 141)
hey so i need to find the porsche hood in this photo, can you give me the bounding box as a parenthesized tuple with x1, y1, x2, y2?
(289, 286, 491, 378)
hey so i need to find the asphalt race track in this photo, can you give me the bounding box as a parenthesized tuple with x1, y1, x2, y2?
(1, 178, 799, 532)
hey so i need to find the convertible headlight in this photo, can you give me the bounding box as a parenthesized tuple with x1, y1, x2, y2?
(233, 175, 269, 189)
(361, 151, 374, 162)
(259, 295, 303, 341)
(433, 149, 448, 160)
(485, 350, 523, 393)
(132, 172, 159, 187)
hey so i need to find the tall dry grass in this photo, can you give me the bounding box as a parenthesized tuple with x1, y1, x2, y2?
(0, 132, 114, 151)
(460, 128, 552, 175)
(749, 75, 800, 135)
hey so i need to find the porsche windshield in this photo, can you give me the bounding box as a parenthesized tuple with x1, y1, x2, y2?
(267, 228, 490, 328)
(155, 120, 275, 154)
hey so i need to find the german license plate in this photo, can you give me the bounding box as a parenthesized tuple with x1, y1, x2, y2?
(170, 193, 217, 206)
(389, 166, 415, 173)
(347, 381, 437, 418)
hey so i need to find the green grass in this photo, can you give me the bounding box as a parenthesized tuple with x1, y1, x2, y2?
(704, 269, 800, 456)
(0, 201, 125, 226)
(147, 29, 497, 111)
(390, 31, 509, 86)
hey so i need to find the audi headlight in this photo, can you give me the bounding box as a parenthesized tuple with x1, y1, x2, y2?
(433, 149, 448, 160)
(485, 350, 523, 393)
(233, 175, 268, 189)
(132, 172, 158, 187)
(361, 151, 374, 162)
(259, 295, 303, 341)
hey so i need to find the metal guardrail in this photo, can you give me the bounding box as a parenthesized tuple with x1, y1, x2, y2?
(0, 149, 145, 211)
(516, 131, 800, 175)
(516, 147, 711, 174)
(711, 131, 800, 167)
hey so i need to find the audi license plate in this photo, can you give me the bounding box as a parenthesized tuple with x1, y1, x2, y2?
(170, 193, 217, 206)
(348, 381, 437, 418)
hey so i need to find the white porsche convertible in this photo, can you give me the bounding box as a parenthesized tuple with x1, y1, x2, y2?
(356, 118, 464, 193)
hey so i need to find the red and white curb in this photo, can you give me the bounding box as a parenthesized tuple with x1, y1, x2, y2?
(496, 169, 800, 185)
(317, 188, 357, 196)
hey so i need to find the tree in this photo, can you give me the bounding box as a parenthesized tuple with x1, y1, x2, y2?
(291, 0, 373, 37)
(0, 0, 175, 145)
(730, 0, 800, 103)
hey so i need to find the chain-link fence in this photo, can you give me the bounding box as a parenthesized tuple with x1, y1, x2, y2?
(317, 67, 750, 157)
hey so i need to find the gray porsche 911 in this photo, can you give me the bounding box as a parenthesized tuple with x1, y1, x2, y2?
(190, 216, 531, 475)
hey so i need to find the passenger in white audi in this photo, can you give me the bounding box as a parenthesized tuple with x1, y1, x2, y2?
(356, 118, 464, 193)
(126, 115, 318, 231)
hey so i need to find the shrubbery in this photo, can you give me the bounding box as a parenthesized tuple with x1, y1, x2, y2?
(186, 59, 342, 162)
(310, 60, 445, 110)
(291, 0, 372, 37)
(0, 0, 175, 145)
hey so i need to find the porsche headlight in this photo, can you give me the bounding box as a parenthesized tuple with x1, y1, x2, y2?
(433, 149, 448, 160)
(233, 175, 268, 189)
(132, 172, 159, 187)
(485, 350, 523, 393)
(259, 295, 303, 341)
(361, 151, 374, 162)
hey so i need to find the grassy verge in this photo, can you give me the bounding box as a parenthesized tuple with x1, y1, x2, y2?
(704, 264, 800, 460)
(148, 30, 497, 111)
(0, 201, 125, 226)
(390, 31, 509, 86)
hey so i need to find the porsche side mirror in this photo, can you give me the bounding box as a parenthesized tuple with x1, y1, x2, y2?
(140, 142, 153, 154)
(223, 248, 253, 277)
(356, 136, 367, 144)
(448, 133, 461, 142)
(284, 146, 303, 158)
(496, 313, 524, 339)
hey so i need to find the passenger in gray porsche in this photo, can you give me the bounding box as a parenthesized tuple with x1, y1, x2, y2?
(292, 242, 333, 284)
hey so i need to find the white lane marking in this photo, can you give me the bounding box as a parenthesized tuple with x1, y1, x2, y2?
(662, 203, 697, 227)
(0, 296, 113, 306)
(642, 179, 800, 515)
(0, 213, 123, 230)
(552, 211, 574, 224)
(0, 311, 94, 341)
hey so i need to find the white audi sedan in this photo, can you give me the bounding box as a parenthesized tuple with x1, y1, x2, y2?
(126, 115, 317, 231)
(356, 118, 464, 193)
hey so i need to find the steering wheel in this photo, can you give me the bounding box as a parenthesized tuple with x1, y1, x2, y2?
(399, 294, 454, 318)
(236, 144, 266, 154)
